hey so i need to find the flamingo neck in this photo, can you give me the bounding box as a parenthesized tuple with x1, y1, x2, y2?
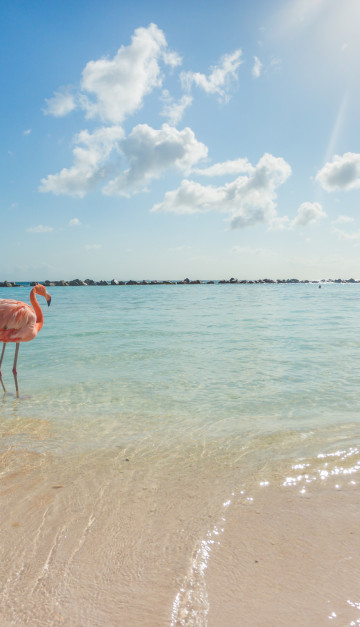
(30, 288, 44, 331)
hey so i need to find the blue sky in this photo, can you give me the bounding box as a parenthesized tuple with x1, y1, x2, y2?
(2, 0, 360, 281)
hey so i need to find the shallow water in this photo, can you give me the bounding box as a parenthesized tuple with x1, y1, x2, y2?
(1, 283, 360, 625)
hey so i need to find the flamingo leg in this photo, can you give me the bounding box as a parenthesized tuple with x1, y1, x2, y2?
(12, 343, 20, 398)
(0, 343, 6, 394)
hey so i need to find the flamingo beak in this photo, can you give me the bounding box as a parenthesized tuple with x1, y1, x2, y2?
(47, 295, 51, 307)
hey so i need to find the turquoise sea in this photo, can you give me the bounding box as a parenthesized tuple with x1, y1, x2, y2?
(1, 283, 360, 625)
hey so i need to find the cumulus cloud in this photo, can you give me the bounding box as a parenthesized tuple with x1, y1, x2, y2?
(40, 122, 207, 198)
(103, 123, 208, 196)
(69, 218, 81, 226)
(152, 179, 224, 215)
(73, 24, 178, 125)
(39, 126, 124, 197)
(292, 202, 327, 227)
(152, 153, 291, 229)
(44, 25, 179, 124)
(193, 157, 253, 177)
(44, 87, 77, 117)
(160, 92, 193, 125)
(252, 56, 263, 78)
(316, 152, 360, 191)
(27, 225, 53, 233)
(180, 49, 243, 100)
(41, 25, 254, 205)
(80, 24, 169, 123)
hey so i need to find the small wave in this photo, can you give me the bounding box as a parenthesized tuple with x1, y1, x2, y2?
(171, 498, 232, 626)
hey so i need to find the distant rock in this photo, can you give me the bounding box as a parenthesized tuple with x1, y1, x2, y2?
(0, 281, 15, 287)
(69, 279, 87, 286)
(3, 276, 360, 288)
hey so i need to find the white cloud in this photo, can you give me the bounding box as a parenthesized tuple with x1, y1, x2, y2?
(160, 93, 193, 125)
(23, 129, 31, 136)
(332, 215, 354, 225)
(292, 202, 327, 227)
(316, 153, 360, 191)
(39, 125, 124, 197)
(152, 153, 292, 229)
(44, 87, 77, 117)
(152, 179, 224, 215)
(40, 122, 206, 198)
(162, 49, 182, 68)
(27, 225, 53, 233)
(180, 49, 243, 100)
(252, 56, 263, 78)
(80, 24, 176, 124)
(193, 157, 253, 177)
(103, 123, 208, 196)
(69, 218, 81, 226)
(44, 24, 179, 125)
(41, 26, 252, 205)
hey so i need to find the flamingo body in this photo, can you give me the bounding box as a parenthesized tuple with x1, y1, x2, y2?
(0, 284, 51, 395)
(0, 300, 40, 342)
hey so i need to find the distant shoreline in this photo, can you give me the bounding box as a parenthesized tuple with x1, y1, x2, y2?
(1, 277, 360, 287)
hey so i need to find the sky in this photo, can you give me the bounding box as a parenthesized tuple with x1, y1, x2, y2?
(2, 0, 360, 281)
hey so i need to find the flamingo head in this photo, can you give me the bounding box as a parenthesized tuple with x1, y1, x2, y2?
(34, 284, 52, 306)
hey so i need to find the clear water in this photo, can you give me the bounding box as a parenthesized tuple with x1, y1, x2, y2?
(2, 283, 360, 457)
(1, 283, 360, 625)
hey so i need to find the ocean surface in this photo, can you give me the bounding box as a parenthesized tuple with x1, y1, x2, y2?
(1, 283, 360, 625)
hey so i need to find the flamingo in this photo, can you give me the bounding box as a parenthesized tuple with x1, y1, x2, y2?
(0, 284, 51, 397)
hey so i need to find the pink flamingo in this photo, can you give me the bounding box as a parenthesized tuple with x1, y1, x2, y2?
(0, 284, 51, 396)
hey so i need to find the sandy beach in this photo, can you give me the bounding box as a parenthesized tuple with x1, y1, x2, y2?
(206, 480, 360, 626)
(1, 441, 360, 626)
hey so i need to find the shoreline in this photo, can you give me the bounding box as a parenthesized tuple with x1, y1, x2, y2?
(1, 277, 360, 287)
(1, 442, 360, 626)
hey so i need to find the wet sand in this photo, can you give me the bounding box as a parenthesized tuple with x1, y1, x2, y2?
(1, 446, 360, 626)
(207, 481, 360, 626)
